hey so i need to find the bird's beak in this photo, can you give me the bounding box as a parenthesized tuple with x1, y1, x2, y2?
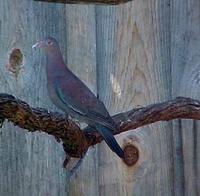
(32, 41, 45, 49)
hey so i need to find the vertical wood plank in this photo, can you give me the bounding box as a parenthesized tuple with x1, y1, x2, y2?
(64, 5, 99, 196)
(0, 1, 68, 195)
(2, 0, 200, 195)
(96, 1, 173, 195)
(171, 0, 200, 195)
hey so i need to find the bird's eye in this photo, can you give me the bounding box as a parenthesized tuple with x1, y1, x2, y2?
(47, 40, 53, 45)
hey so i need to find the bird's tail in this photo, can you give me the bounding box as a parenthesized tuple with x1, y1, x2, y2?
(95, 124, 124, 158)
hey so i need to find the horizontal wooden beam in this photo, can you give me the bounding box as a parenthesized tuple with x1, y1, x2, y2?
(34, 0, 132, 5)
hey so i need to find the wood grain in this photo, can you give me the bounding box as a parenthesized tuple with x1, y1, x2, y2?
(0, 1, 68, 195)
(63, 5, 99, 196)
(171, 1, 200, 195)
(0, 0, 199, 195)
(95, 1, 172, 195)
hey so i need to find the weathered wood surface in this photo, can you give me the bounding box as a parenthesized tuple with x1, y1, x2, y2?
(63, 5, 99, 196)
(0, 1, 68, 196)
(0, 0, 199, 196)
(171, 1, 200, 195)
(94, 2, 173, 196)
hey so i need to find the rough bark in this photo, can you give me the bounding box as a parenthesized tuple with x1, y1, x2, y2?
(0, 93, 199, 159)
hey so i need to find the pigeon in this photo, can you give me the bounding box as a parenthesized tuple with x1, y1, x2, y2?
(32, 37, 124, 159)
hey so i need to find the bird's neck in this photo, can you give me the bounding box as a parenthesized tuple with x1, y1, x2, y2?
(46, 51, 67, 80)
(46, 49, 64, 64)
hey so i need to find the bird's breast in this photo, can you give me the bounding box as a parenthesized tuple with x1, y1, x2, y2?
(47, 82, 70, 114)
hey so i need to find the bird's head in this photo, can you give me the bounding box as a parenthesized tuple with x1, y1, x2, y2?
(32, 37, 60, 53)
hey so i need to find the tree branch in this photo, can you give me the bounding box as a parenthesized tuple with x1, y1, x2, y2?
(0, 94, 200, 159)
(34, 0, 132, 5)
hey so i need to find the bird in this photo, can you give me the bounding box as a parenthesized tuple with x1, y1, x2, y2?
(32, 37, 124, 159)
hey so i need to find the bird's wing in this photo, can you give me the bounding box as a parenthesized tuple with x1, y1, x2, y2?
(55, 74, 116, 130)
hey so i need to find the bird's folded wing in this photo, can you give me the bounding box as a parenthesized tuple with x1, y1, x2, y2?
(55, 79, 116, 130)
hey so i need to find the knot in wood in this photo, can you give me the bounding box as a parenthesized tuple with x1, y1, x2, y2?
(123, 144, 139, 166)
(6, 48, 23, 78)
